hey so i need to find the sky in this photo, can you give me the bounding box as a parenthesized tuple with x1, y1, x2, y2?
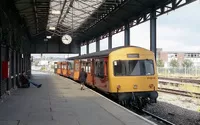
(81, 1, 200, 54)
(32, 1, 200, 58)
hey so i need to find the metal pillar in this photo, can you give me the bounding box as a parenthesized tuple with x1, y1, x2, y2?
(124, 23, 130, 46)
(108, 31, 112, 49)
(0, 44, 2, 96)
(1, 45, 7, 95)
(23, 53, 25, 72)
(96, 38, 100, 52)
(20, 53, 22, 73)
(11, 49, 15, 88)
(86, 42, 89, 54)
(150, 11, 157, 60)
(79, 46, 81, 56)
(15, 51, 20, 87)
(27, 53, 31, 72)
(6, 46, 11, 90)
(24, 53, 27, 72)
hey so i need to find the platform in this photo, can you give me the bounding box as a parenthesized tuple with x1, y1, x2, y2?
(0, 71, 156, 125)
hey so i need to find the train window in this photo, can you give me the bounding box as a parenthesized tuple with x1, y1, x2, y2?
(113, 60, 154, 76)
(95, 62, 98, 75)
(75, 63, 79, 71)
(95, 60, 104, 77)
(85, 62, 91, 73)
(64, 65, 66, 69)
(71, 62, 74, 69)
(81, 62, 86, 71)
(54, 64, 57, 68)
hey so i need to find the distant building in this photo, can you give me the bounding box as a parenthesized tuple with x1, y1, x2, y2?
(157, 48, 200, 67)
(38, 60, 49, 66)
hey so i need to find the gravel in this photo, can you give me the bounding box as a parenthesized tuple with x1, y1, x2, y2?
(144, 92, 200, 125)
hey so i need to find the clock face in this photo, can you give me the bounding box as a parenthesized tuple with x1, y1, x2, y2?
(62, 34, 72, 44)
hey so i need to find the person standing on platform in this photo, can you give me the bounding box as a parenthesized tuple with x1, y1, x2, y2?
(79, 68, 87, 90)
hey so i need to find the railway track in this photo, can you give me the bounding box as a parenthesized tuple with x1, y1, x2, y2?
(158, 88, 200, 98)
(84, 83, 174, 125)
(142, 110, 175, 125)
(158, 79, 200, 98)
(159, 77, 200, 85)
(59, 75, 176, 124)
(125, 104, 175, 125)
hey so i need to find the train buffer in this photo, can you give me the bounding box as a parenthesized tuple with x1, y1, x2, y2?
(0, 71, 156, 125)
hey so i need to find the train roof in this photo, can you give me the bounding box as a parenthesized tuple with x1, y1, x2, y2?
(67, 46, 142, 60)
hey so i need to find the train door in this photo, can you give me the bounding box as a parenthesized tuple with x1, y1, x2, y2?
(73, 60, 80, 80)
(54, 62, 57, 73)
(85, 59, 93, 86)
(67, 61, 74, 78)
(57, 62, 62, 75)
(94, 58, 109, 92)
(62, 62, 67, 77)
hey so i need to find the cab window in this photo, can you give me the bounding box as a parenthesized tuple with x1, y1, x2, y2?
(113, 60, 154, 76)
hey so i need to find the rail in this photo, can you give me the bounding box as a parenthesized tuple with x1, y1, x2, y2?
(159, 77, 200, 85)
(158, 79, 200, 98)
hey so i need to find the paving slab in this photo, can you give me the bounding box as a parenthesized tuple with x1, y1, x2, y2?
(0, 71, 156, 125)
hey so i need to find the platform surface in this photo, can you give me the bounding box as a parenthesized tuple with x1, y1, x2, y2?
(0, 71, 155, 125)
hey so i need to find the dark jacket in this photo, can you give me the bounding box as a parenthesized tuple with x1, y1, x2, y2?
(19, 74, 29, 85)
(79, 71, 87, 83)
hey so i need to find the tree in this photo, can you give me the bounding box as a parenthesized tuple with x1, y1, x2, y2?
(182, 59, 193, 68)
(170, 59, 179, 68)
(157, 59, 164, 67)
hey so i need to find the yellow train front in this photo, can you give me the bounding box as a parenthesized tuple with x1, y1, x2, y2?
(107, 46, 158, 108)
(66, 46, 158, 109)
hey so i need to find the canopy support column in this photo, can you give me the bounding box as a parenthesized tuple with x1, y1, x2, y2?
(150, 10, 157, 60)
(108, 31, 112, 49)
(124, 23, 130, 46)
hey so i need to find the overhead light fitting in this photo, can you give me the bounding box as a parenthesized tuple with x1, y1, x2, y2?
(51, 10, 61, 15)
(49, 26, 55, 30)
(46, 36, 51, 39)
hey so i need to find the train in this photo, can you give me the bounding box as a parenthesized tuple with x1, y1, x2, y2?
(54, 46, 158, 109)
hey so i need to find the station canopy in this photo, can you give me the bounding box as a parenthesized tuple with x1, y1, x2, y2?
(15, 0, 195, 42)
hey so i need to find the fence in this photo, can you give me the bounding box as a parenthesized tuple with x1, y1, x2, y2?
(157, 67, 200, 77)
